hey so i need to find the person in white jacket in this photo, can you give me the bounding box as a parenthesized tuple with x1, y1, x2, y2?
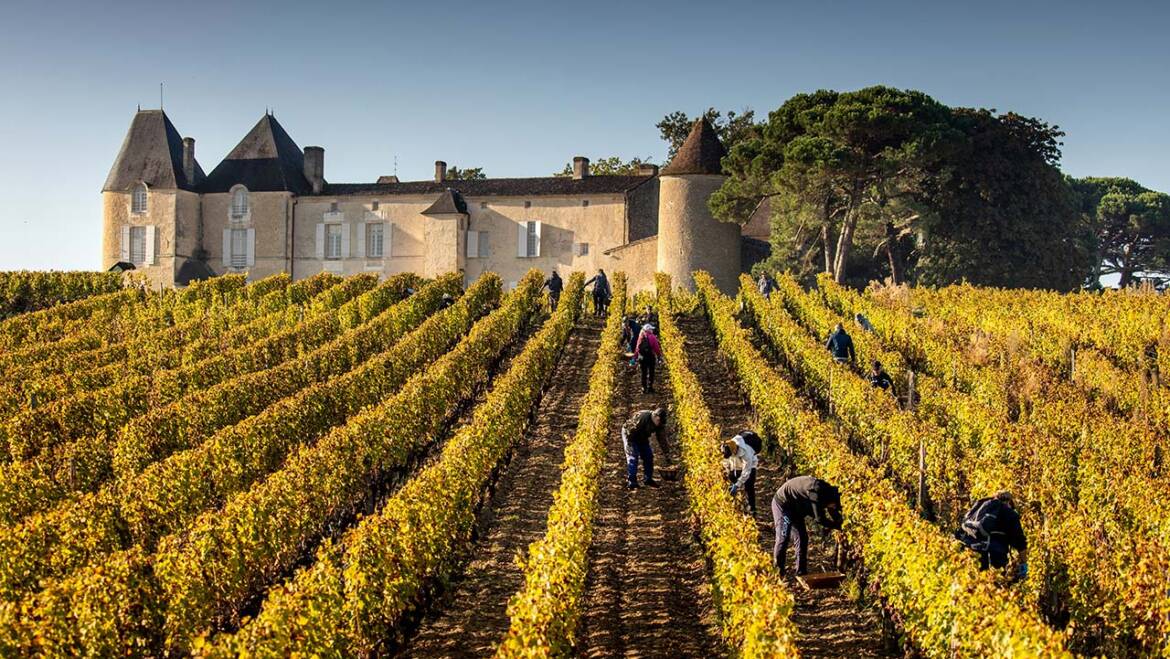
(722, 433, 760, 515)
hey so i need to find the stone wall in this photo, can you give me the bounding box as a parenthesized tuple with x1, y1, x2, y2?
(656, 174, 741, 292)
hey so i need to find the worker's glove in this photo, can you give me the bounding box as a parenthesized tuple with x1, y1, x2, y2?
(729, 484, 739, 495)
(1017, 562, 1028, 579)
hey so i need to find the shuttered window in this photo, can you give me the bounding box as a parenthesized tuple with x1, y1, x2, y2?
(366, 223, 385, 258)
(517, 221, 541, 258)
(129, 226, 146, 263)
(325, 224, 343, 260)
(231, 188, 249, 218)
(230, 229, 248, 268)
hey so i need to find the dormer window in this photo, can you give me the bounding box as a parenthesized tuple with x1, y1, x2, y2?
(131, 184, 148, 214)
(330, 201, 339, 213)
(231, 186, 250, 219)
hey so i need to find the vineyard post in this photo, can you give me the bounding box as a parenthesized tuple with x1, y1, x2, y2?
(909, 371, 929, 514)
(1070, 347, 1076, 381)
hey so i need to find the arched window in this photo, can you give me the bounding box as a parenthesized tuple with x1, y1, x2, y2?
(231, 186, 250, 219)
(131, 183, 148, 214)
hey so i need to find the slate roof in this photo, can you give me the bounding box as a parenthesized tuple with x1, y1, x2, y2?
(661, 117, 726, 176)
(421, 188, 468, 215)
(103, 110, 204, 192)
(202, 114, 312, 194)
(175, 259, 216, 285)
(326, 174, 652, 198)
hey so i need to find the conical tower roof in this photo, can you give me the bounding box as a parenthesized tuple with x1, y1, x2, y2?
(103, 110, 204, 191)
(661, 117, 726, 176)
(202, 114, 311, 193)
(421, 188, 468, 216)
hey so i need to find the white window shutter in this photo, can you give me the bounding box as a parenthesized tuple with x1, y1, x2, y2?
(315, 223, 325, 260)
(144, 225, 156, 265)
(466, 231, 478, 258)
(120, 225, 131, 262)
(222, 229, 232, 266)
(356, 221, 366, 258)
(340, 224, 351, 258)
(245, 228, 256, 267)
(533, 221, 542, 257)
(517, 223, 527, 257)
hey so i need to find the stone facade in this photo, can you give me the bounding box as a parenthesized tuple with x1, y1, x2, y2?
(101, 111, 753, 291)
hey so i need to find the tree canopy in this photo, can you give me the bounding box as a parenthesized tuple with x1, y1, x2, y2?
(445, 165, 486, 180)
(657, 108, 757, 163)
(552, 156, 651, 177)
(1070, 177, 1170, 288)
(710, 86, 1095, 290)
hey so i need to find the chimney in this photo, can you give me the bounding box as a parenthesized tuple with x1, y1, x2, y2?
(182, 137, 196, 185)
(572, 156, 590, 180)
(637, 163, 659, 177)
(434, 161, 447, 183)
(303, 146, 325, 195)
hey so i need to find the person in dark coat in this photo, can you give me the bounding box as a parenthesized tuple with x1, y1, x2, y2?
(825, 323, 856, 364)
(438, 293, 455, 310)
(585, 269, 611, 317)
(637, 305, 659, 329)
(622, 407, 666, 489)
(868, 359, 894, 393)
(954, 491, 1028, 577)
(624, 315, 642, 356)
(772, 476, 843, 575)
(544, 271, 563, 311)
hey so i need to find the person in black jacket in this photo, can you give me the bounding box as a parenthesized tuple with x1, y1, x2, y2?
(868, 360, 894, 393)
(772, 475, 843, 575)
(954, 491, 1028, 578)
(544, 271, 563, 311)
(621, 407, 666, 489)
(438, 293, 455, 310)
(585, 269, 611, 317)
(825, 323, 856, 364)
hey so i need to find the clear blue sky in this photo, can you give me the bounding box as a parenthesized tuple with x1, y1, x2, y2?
(0, 0, 1166, 270)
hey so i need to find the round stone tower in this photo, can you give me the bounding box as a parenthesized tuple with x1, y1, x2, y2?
(655, 118, 741, 292)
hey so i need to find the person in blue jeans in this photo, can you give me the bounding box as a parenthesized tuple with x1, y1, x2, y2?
(621, 407, 665, 489)
(771, 475, 843, 575)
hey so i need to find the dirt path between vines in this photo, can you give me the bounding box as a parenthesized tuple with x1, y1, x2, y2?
(574, 328, 724, 658)
(400, 317, 602, 658)
(676, 314, 895, 659)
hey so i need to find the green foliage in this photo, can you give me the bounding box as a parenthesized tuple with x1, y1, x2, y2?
(1070, 176, 1170, 288)
(657, 108, 757, 162)
(445, 165, 486, 180)
(552, 156, 652, 177)
(712, 87, 1094, 290)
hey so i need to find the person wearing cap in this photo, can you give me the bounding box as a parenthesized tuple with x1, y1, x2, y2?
(543, 271, 563, 311)
(771, 475, 843, 576)
(954, 491, 1028, 578)
(722, 433, 760, 515)
(634, 323, 663, 393)
(621, 407, 666, 489)
(867, 359, 894, 393)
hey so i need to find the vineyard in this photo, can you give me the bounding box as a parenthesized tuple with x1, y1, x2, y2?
(0, 268, 1165, 658)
